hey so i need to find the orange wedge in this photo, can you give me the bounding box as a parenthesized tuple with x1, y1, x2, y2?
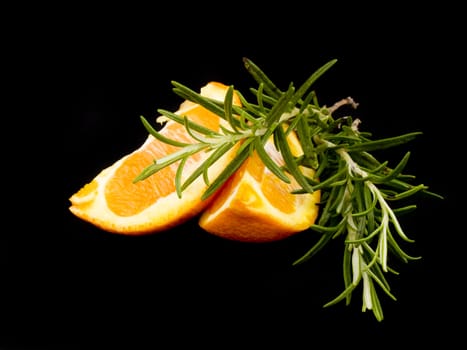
(199, 129, 321, 242)
(69, 82, 242, 235)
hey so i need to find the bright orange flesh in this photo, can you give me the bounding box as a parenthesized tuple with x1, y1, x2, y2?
(69, 82, 241, 235)
(199, 131, 321, 242)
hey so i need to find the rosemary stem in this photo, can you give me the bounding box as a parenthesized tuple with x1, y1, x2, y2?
(132, 58, 440, 321)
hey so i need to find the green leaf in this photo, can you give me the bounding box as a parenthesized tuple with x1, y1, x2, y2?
(345, 132, 423, 153)
(290, 58, 338, 106)
(243, 57, 282, 99)
(133, 143, 208, 183)
(201, 143, 252, 200)
(254, 137, 291, 184)
(140, 115, 190, 147)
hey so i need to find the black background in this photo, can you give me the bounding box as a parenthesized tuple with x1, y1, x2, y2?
(4, 3, 464, 349)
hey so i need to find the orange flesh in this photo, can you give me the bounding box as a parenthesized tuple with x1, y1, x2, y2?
(244, 144, 298, 214)
(75, 180, 98, 198)
(104, 107, 222, 216)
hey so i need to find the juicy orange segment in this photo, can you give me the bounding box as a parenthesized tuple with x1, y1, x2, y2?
(69, 82, 241, 235)
(199, 130, 320, 242)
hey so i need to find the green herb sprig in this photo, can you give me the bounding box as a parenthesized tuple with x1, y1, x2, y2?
(134, 57, 442, 321)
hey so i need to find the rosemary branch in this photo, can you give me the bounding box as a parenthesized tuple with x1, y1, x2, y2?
(135, 57, 442, 321)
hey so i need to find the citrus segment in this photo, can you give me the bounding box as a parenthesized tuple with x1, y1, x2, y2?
(199, 130, 321, 242)
(69, 82, 241, 235)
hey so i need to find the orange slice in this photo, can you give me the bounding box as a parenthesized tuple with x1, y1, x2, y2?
(199, 129, 321, 242)
(69, 82, 241, 235)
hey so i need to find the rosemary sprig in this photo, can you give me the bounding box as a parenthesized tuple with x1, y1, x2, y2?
(134, 57, 442, 321)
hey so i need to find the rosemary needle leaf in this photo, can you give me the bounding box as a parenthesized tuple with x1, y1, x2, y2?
(290, 58, 338, 106)
(179, 142, 235, 192)
(175, 157, 188, 198)
(183, 116, 213, 144)
(254, 137, 291, 183)
(172, 81, 226, 119)
(360, 160, 389, 177)
(201, 142, 237, 186)
(392, 205, 417, 215)
(140, 115, 191, 147)
(265, 84, 295, 128)
(296, 115, 316, 165)
(157, 109, 221, 136)
(235, 92, 267, 122)
(307, 167, 348, 191)
(275, 126, 315, 194)
(248, 88, 278, 108)
(362, 153, 410, 184)
(346, 131, 423, 153)
(292, 231, 335, 265)
(323, 283, 356, 308)
(224, 85, 240, 133)
(383, 184, 429, 200)
(343, 247, 353, 305)
(242, 57, 282, 99)
(387, 231, 421, 261)
(201, 145, 251, 200)
(256, 83, 266, 115)
(133, 143, 207, 183)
